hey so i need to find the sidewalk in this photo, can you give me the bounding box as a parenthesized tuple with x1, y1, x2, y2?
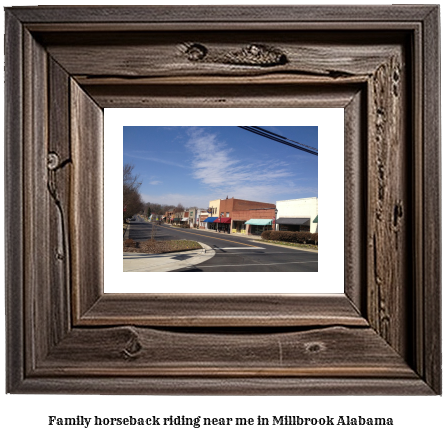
(164, 223, 318, 252)
(123, 242, 215, 272)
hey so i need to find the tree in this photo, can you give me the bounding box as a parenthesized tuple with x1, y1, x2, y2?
(173, 203, 185, 213)
(123, 164, 143, 221)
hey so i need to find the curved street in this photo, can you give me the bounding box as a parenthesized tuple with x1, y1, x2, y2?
(125, 216, 318, 272)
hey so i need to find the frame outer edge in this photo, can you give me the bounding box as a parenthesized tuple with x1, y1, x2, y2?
(4, 5, 441, 395)
(423, 6, 441, 395)
(5, 11, 24, 392)
(12, 377, 435, 396)
(6, 5, 437, 23)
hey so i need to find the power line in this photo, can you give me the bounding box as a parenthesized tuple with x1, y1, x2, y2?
(252, 126, 318, 153)
(238, 126, 318, 156)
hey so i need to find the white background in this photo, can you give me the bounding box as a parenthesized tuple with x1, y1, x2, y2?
(1, 1, 442, 438)
(106, 108, 343, 293)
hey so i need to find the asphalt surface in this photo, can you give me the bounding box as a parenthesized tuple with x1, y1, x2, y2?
(126, 215, 318, 273)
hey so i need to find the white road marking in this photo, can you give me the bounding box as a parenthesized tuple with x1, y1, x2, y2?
(212, 251, 316, 255)
(214, 247, 265, 250)
(195, 261, 318, 268)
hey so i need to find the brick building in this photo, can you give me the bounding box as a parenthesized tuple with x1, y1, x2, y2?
(165, 211, 173, 223)
(219, 197, 275, 217)
(231, 208, 275, 235)
(204, 197, 276, 234)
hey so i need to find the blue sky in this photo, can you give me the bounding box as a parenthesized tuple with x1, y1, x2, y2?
(123, 126, 318, 208)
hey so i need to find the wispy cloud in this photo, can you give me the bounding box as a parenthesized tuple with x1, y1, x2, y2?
(140, 192, 209, 209)
(185, 128, 296, 197)
(219, 183, 317, 203)
(149, 180, 162, 185)
(124, 153, 189, 169)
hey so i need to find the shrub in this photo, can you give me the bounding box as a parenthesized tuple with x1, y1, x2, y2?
(261, 231, 318, 245)
(310, 233, 318, 245)
(261, 230, 271, 240)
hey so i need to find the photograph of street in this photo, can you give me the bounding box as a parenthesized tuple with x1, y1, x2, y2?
(123, 126, 318, 272)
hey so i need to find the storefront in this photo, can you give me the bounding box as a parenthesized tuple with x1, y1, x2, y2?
(202, 216, 217, 230)
(180, 217, 189, 227)
(245, 219, 273, 235)
(214, 217, 231, 233)
(231, 220, 246, 234)
(172, 218, 181, 225)
(276, 198, 318, 233)
(276, 217, 311, 232)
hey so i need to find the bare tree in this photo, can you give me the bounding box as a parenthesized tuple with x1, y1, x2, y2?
(123, 164, 143, 221)
(124, 164, 141, 191)
(151, 222, 157, 241)
(173, 203, 185, 213)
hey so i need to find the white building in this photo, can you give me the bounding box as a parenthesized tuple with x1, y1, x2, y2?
(276, 197, 318, 233)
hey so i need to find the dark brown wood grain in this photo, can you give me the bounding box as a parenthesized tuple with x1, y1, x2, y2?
(23, 29, 50, 371)
(8, 5, 437, 24)
(40, 32, 400, 78)
(367, 52, 409, 357)
(80, 294, 366, 327)
(82, 83, 362, 109)
(48, 58, 72, 345)
(36, 326, 416, 378)
(70, 80, 104, 320)
(4, 5, 441, 395)
(5, 10, 24, 393)
(344, 89, 366, 314)
(422, 6, 441, 393)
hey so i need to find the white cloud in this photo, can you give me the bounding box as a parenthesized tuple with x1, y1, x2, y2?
(124, 153, 189, 169)
(139, 128, 317, 207)
(140, 192, 210, 209)
(149, 180, 162, 185)
(185, 128, 296, 194)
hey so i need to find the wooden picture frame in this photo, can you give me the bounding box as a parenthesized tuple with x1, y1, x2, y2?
(5, 5, 441, 394)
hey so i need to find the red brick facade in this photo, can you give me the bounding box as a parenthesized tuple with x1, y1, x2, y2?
(231, 209, 274, 221)
(219, 198, 275, 216)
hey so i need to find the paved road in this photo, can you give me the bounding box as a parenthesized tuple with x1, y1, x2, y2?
(127, 215, 318, 272)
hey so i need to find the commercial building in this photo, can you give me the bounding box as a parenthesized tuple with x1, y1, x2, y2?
(221, 197, 275, 234)
(203, 199, 221, 230)
(172, 210, 184, 225)
(276, 197, 318, 233)
(202, 197, 276, 234)
(231, 208, 275, 235)
(196, 208, 208, 227)
(208, 199, 221, 217)
(220, 197, 275, 217)
(180, 210, 190, 225)
(187, 208, 197, 227)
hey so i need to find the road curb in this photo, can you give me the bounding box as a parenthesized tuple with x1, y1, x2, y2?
(259, 240, 318, 253)
(166, 224, 318, 253)
(198, 241, 215, 255)
(123, 241, 216, 272)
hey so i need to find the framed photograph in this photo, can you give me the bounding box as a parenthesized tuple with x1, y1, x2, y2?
(118, 120, 321, 276)
(5, 5, 440, 394)
(107, 108, 339, 293)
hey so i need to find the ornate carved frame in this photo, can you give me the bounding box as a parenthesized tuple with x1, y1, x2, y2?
(5, 6, 441, 394)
